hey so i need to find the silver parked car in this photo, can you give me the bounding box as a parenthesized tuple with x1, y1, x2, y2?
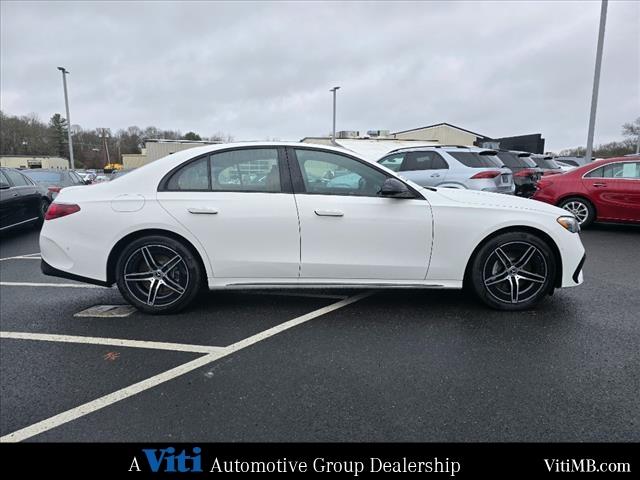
(378, 146, 515, 194)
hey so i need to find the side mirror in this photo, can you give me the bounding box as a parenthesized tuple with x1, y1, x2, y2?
(0, 182, 10, 190)
(379, 178, 414, 198)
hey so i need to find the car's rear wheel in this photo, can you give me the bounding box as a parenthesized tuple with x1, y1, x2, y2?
(115, 235, 202, 314)
(559, 197, 595, 228)
(470, 232, 556, 311)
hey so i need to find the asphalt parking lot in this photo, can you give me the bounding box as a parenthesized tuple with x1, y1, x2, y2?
(1, 224, 638, 442)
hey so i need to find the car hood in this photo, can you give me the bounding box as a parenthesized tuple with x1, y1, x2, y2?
(426, 187, 566, 217)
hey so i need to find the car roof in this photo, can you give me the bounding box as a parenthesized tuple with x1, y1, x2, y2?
(383, 145, 498, 155)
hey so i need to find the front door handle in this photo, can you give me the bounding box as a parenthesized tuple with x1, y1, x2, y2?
(430, 173, 440, 178)
(314, 209, 344, 217)
(592, 183, 607, 187)
(188, 207, 219, 215)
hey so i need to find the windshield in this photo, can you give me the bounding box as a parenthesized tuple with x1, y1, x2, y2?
(449, 152, 503, 168)
(496, 152, 536, 169)
(23, 171, 63, 183)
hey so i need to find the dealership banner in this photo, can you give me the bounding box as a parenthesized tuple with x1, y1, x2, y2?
(0, 443, 635, 476)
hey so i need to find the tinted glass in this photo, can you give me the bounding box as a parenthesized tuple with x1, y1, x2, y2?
(449, 152, 502, 168)
(401, 151, 449, 171)
(69, 171, 85, 185)
(532, 158, 560, 169)
(585, 167, 603, 178)
(211, 149, 281, 192)
(378, 154, 404, 172)
(591, 162, 640, 179)
(496, 152, 533, 168)
(166, 157, 210, 190)
(0, 170, 9, 186)
(295, 149, 388, 197)
(23, 171, 63, 184)
(4, 169, 29, 186)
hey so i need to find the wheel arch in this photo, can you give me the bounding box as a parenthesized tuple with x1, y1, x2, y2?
(463, 225, 563, 289)
(106, 228, 209, 286)
(556, 194, 597, 218)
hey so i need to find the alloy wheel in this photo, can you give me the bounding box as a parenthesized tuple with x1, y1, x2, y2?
(482, 241, 548, 304)
(123, 245, 189, 307)
(562, 201, 589, 225)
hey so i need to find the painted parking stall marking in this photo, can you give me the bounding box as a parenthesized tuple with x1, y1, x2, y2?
(0, 292, 370, 443)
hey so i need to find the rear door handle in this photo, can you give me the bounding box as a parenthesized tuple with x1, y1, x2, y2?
(188, 207, 219, 215)
(314, 209, 344, 217)
(430, 173, 440, 178)
(593, 183, 607, 187)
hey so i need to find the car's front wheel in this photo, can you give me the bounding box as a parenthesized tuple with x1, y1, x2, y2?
(470, 232, 556, 311)
(115, 235, 202, 314)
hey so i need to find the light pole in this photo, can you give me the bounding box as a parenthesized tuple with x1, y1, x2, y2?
(57, 66, 75, 169)
(330, 86, 340, 144)
(585, 0, 608, 163)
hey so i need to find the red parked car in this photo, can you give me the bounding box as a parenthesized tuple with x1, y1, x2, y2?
(532, 156, 640, 227)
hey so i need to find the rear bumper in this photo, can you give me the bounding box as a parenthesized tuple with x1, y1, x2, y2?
(41, 259, 110, 287)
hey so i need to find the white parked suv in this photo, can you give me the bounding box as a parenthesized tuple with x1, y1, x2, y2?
(378, 146, 515, 194)
(40, 142, 584, 314)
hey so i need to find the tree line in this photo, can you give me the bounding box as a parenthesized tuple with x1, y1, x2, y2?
(0, 110, 233, 169)
(555, 118, 639, 158)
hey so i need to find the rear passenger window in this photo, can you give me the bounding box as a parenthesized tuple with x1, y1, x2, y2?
(400, 152, 449, 171)
(211, 148, 281, 192)
(449, 152, 502, 168)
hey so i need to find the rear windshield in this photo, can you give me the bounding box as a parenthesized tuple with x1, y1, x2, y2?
(23, 171, 63, 183)
(449, 152, 502, 168)
(532, 158, 561, 169)
(496, 152, 536, 168)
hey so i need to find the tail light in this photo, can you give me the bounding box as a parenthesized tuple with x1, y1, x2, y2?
(48, 186, 61, 193)
(470, 170, 502, 179)
(513, 168, 537, 178)
(44, 203, 80, 221)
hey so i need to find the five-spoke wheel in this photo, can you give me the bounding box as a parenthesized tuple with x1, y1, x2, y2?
(470, 232, 556, 310)
(116, 236, 202, 314)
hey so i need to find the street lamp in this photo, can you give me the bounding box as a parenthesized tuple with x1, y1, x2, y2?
(57, 66, 75, 169)
(585, 0, 608, 163)
(330, 86, 340, 144)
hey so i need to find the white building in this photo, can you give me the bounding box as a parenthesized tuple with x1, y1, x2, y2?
(0, 155, 69, 169)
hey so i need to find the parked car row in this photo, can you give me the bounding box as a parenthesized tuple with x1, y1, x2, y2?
(377, 146, 546, 197)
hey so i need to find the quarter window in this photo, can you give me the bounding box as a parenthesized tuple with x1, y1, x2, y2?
(166, 157, 210, 190)
(295, 149, 388, 197)
(400, 151, 449, 171)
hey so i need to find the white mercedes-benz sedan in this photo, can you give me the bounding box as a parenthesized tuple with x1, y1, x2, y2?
(40, 142, 585, 314)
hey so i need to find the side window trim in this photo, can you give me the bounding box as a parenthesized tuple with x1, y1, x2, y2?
(582, 161, 640, 180)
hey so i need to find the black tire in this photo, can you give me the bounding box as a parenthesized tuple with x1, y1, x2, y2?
(35, 198, 50, 227)
(558, 197, 595, 228)
(115, 235, 202, 314)
(470, 232, 556, 311)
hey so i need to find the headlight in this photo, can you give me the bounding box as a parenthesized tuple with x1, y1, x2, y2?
(557, 216, 580, 233)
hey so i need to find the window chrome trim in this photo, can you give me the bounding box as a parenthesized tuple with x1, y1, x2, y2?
(581, 160, 640, 180)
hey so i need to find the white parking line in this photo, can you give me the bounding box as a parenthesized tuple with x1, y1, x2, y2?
(0, 292, 370, 443)
(0, 282, 109, 289)
(0, 253, 41, 262)
(0, 331, 224, 354)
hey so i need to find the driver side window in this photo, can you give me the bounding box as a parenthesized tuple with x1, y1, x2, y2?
(295, 149, 388, 197)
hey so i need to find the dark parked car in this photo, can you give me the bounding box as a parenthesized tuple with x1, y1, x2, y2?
(495, 150, 542, 197)
(530, 155, 564, 176)
(533, 156, 640, 227)
(0, 167, 50, 232)
(22, 168, 88, 200)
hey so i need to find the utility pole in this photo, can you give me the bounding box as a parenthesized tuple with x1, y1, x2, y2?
(330, 86, 340, 144)
(585, 0, 608, 163)
(57, 67, 75, 169)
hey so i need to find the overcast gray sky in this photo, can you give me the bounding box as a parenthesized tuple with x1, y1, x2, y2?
(1, 0, 638, 151)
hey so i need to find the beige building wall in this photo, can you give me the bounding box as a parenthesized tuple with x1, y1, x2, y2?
(122, 153, 148, 169)
(146, 142, 210, 162)
(0, 156, 69, 169)
(394, 125, 477, 145)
